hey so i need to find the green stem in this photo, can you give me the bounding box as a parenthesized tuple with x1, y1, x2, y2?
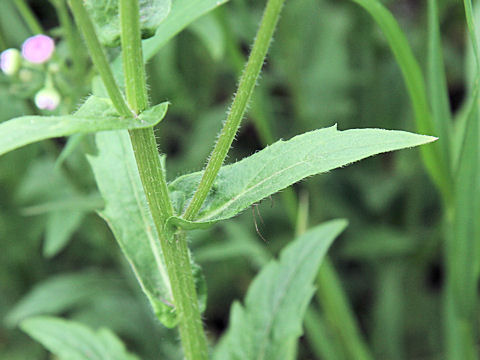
(51, 0, 85, 79)
(118, 1, 209, 359)
(183, 0, 286, 220)
(127, 130, 209, 360)
(67, 0, 131, 117)
(218, 8, 298, 224)
(119, 0, 148, 114)
(13, 0, 43, 35)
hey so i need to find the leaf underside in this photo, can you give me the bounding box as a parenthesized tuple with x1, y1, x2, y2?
(0, 96, 168, 157)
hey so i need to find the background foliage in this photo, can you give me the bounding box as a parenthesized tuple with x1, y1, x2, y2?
(0, 0, 474, 359)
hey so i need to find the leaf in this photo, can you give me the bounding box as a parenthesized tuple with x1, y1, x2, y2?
(84, 0, 171, 47)
(20, 316, 140, 360)
(44, 210, 85, 257)
(213, 219, 347, 360)
(168, 125, 436, 227)
(5, 271, 118, 327)
(87, 130, 206, 328)
(0, 96, 168, 157)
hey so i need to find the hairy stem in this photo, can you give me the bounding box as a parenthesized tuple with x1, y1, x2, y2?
(119, 0, 209, 359)
(68, 0, 131, 117)
(183, 0, 286, 220)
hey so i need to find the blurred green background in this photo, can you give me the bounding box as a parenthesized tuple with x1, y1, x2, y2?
(0, 0, 472, 359)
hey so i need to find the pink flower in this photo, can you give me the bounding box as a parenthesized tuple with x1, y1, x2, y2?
(1, 48, 21, 75)
(34, 87, 61, 110)
(22, 35, 55, 64)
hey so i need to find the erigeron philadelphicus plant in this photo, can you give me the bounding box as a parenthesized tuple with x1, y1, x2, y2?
(0, 0, 443, 359)
(1, 34, 60, 111)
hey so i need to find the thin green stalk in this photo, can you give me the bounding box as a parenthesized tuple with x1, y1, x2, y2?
(51, 0, 85, 78)
(118, 1, 208, 359)
(67, 0, 131, 117)
(13, 0, 43, 35)
(183, 0, 286, 220)
(218, 7, 298, 224)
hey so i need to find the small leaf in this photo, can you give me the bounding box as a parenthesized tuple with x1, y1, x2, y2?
(169, 125, 436, 226)
(0, 96, 168, 157)
(213, 219, 347, 360)
(21, 316, 140, 360)
(84, 0, 171, 47)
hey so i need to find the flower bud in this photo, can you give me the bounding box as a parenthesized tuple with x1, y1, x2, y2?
(34, 87, 61, 111)
(22, 35, 55, 64)
(0, 48, 22, 75)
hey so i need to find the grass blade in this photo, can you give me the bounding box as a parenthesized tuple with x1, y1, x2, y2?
(351, 0, 453, 204)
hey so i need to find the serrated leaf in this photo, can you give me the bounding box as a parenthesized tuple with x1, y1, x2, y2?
(169, 125, 436, 227)
(21, 316, 139, 360)
(87, 130, 206, 328)
(213, 219, 347, 360)
(84, 0, 171, 47)
(0, 96, 168, 157)
(5, 271, 118, 327)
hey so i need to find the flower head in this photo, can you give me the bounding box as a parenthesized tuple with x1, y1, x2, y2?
(22, 35, 55, 64)
(34, 87, 61, 111)
(1, 48, 22, 75)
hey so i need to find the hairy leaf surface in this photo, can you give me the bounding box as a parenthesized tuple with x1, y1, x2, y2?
(21, 316, 139, 360)
(169, 125, 436, 226)
(213, 219, 347, 360)
(0, 96, 168, 156)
